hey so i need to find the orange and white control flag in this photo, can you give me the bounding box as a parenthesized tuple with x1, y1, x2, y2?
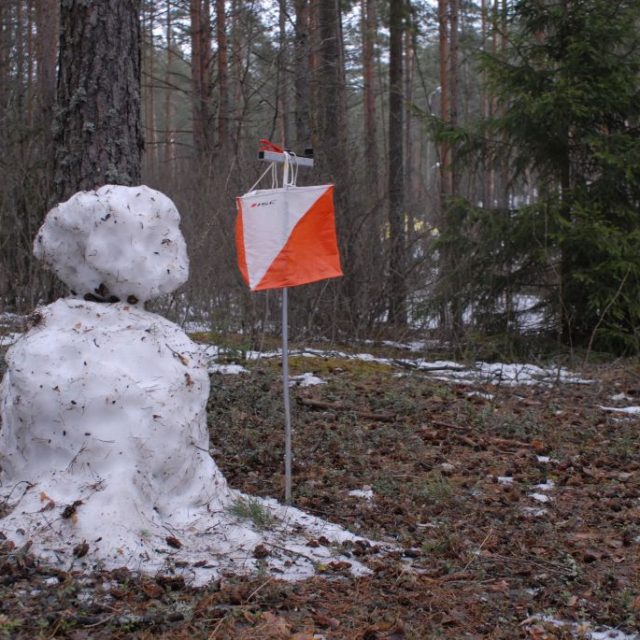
(236, 184, 343, 291)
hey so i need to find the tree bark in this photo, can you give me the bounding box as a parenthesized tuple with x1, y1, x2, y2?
(190, 0, 214, 160)
(362, 0, 378, 196)
(163, 1, 174, 169)
(276, 0, 291, 146)
(388, 0, 406, 325)
(314, 0, 347, 183)
(54, 0, 144, 203)
(448, 0, 459, 193)
(293, 0, 311, 150)
(142, 0, 156, 172)
(438, 0, 451, 199)
(438, 0, 464, 341)
(35, 0, 58, 123)
(216, 0, 229, 152)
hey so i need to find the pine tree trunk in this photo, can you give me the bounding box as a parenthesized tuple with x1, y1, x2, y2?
(190, 0, 213, 160)
(314, 0, 346, 182)
(276, 0, 291, 146)
(142, 1, 156, 172)
(362, 0, 378, 196)
(26, 0, 35, 126)
(35, 0, 58, 138)
(293, 0, 311, 149)
(388, 0, 406, 326)
(163, 2, 174, 169)
(448, 0, 459, 193)
(54, 0, 143, 203)
(438, 0, 451, 199)
(438, 0, 464, 341)
(216, 0, 229, 152)
(0, 3, 6, 112)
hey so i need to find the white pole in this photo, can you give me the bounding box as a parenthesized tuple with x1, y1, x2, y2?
(282, 286, 292, 504)
(256, 147, 313, 505)
(282, 153, 293, 504)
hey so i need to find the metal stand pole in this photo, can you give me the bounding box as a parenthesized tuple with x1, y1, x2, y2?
(256, 146, 314, 506)
(282, 286, 292, 504)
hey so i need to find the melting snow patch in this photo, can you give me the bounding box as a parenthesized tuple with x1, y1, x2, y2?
(497, 476, 514, 485)
(205, 346, 591, 389)
(380, 340, 427, 352)
(348, 487, 374, 501)
(209, 363, 248, 375)
(521, 507, 548, 517)
(466, 390, 494, 400)
(290, 372, 326, 387)
(429, 361, 592, 386)
(600, 406, 640, 415)
(611, 392, 634, 402)
(523, 615, 639, 640)
(529, 492, 552, 503)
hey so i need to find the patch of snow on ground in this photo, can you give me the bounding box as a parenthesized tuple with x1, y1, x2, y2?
(290, 372, 326, 387)
(600, 405, 640, 415)
(466, 391, 495, 400)
(209, 363, 248, 375)
(529, 492, 552, 503)
(611, 392, 634, 402)
(348, 487, 374, 500)
(523, 615, 639, 640)
(430, 361, 592, 386)
(521, 507, 548, 517)
(0, 332, 21, 347)
(380, 340, 427, 352)
(207, 345, 592, 388)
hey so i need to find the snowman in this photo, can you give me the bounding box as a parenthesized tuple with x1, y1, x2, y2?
(0, 185, 376, 582)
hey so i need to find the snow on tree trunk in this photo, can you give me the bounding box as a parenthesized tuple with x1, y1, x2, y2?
(0, 185, 379, 584)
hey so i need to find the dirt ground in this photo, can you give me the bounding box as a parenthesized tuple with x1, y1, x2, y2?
(1, 341, 639, 639)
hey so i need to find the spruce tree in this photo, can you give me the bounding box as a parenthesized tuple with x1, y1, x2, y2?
(482, 0, 640, 353)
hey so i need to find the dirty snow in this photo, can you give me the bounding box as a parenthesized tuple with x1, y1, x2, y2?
(33, 185, 189, 303)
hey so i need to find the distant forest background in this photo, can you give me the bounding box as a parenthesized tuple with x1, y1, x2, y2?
(1, 0, 639, 356)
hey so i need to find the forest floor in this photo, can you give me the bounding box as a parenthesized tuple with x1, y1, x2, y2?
(1, 333, 639, 639)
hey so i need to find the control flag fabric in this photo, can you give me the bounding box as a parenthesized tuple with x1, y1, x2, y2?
(236, 184, 342, 291)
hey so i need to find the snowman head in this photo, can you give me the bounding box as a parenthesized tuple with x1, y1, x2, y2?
(34, 185, 189, 304)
